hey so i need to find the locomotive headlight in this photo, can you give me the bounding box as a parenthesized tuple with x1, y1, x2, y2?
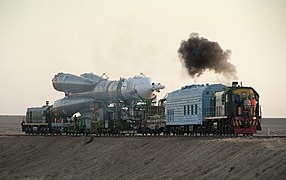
(253, 117, 256, 120)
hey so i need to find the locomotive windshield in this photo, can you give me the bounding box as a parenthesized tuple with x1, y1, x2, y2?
(226, 87, 260, 118)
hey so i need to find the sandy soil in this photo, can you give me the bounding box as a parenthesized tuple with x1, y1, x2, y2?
(0, 116, 286, 179)
(259, 118, 286, 135)
(0, 136, 285, 180)
(0, 116, 24, 134)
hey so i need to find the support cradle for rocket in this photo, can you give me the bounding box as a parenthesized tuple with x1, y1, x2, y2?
(52, 72, 165, 117)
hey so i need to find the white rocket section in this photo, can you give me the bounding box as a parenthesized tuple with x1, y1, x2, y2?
(52, 73, 94, 93)
(52, 72, 165, 116)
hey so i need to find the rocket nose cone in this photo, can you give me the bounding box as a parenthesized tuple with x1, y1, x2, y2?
(52, 74, 61, 90)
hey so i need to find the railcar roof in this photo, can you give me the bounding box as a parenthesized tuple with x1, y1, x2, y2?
(168, 84, 226, 99)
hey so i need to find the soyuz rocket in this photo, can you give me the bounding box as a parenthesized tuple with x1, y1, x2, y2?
(52, 72, 165, 117)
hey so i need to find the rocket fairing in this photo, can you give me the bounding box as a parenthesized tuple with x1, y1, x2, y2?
(52, 72, 165, 116)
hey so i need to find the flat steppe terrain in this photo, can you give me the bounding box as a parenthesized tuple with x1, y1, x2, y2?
(0, 116, 285, 180)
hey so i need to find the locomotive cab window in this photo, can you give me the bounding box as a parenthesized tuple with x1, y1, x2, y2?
(249, 93, 256, 99)
(241, 92, 247, 99)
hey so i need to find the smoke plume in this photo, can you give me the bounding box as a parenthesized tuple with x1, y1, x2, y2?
(178, 33, 237, 79)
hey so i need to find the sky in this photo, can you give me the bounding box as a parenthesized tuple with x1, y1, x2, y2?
(0, 0, 285, 117)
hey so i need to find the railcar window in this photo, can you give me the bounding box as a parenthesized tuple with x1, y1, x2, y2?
(167, 109, 174, 121)
(191, 105, 194, 115)
(184, 106, 186, 115)
(187, 105, 190, 115)
(195, 104, 198, 114)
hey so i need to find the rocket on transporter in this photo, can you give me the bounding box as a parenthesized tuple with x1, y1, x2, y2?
(52, 72, 165, 117)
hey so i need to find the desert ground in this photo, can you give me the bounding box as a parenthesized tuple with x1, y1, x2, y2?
(0, 116, 286, 180)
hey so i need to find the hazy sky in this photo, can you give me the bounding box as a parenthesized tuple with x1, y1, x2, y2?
(0, 0, 285, 117)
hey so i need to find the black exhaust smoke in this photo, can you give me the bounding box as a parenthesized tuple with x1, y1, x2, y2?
(178, 33, 238, 79)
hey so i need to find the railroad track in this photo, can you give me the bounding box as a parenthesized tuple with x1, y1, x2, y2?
(1, 133, 286, 139)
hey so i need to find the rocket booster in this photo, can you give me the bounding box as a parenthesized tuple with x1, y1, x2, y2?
(52, 72, 165, 116)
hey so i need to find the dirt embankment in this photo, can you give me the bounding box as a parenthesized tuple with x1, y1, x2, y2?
(0, 136, 285, 180)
